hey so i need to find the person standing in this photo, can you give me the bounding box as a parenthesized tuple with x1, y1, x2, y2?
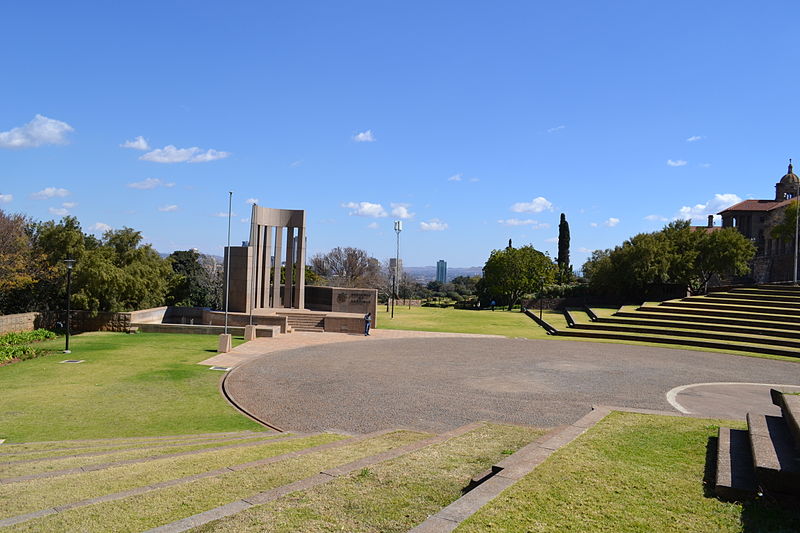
(364, 312, 372, 336)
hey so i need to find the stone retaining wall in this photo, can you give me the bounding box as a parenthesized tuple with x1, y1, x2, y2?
(0, 312, 40, 335)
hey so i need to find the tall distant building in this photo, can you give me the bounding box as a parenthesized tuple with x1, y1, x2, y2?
(436, 260, 447, 283)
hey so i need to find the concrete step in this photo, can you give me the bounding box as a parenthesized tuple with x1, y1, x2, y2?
(556, 329, 800, 358)
(747, 413, 800, 496)
(638, 305, 800, 324)
(703, 294, 800, 307)
(771, 390, 800, 452)
(715, 427, 758, 501)
(599, 316, 798, 339)
(618, 310, 800, 330)
(570, 322, 800, 350)
(707, 292, 800, 304)
(755, 284, 800, 293)
(664, 300, 800, 316)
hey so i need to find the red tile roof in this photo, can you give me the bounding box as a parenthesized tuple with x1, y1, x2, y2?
(718, 198, 795, 213)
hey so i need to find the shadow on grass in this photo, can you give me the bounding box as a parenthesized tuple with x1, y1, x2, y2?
(702, 436, 717, 499)
(704, 436, 800, 531)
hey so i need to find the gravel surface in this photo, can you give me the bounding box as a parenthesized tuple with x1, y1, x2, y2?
(224, 337, 800, 433)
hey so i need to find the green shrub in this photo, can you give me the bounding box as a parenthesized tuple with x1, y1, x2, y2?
(0, 329, 57, 364)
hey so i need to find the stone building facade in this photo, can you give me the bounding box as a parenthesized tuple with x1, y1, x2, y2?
(719, 162, 800, 282)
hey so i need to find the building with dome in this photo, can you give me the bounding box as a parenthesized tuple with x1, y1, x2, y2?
(718, 161, 800, 282)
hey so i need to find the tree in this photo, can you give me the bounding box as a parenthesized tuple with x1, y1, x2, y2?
(770, 201, 800, 242)
(166, 250, 220, 307)
(0, 211, 55, 313)
(310, 247, 383, 288)
(482, 245, 557, 310)
(71, 227, 172, 313)
(693, 228, 756, 291)
(582, 221, 756, 300)
(557, 213, 572, 283)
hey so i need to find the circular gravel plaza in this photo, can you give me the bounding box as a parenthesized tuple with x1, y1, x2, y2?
(224, 337, 800, 434)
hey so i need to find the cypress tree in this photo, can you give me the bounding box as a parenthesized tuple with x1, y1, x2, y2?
(557, 213, 571, 279)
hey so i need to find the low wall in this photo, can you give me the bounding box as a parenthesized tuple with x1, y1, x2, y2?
(202, 310, 288, 333)
(0, 312, 40, 335)
(324, 315, 368, 334)
(305, 286, 378, 328)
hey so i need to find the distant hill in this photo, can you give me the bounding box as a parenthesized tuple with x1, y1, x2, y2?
(404, 266, 483, 282)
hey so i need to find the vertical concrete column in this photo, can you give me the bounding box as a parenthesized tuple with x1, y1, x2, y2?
(272, 226, 283, 308)
(294, 227, 306, 309)
(262, 226, 273, 307)
(283, 227, 295, 308)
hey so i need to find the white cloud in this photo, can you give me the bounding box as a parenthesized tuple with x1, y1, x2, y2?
(353, 130, 375, 142)
(644, 214, 669, 222)
(545, 237, 558, 243)
(699, 162, 712, 168)
(590, 222, 598, 227)
(686, 135, 703, 142)
(547, 125, 566, 133)
(676, 193, 742, 224)
(469, 177, 479, 182)
(667, 159, 688, 167)
(127, 178, 175, 190)
(49, 207, 69, 216)
(448, 174, 462, 182)
(120, 136, 149, 150)
(140, 145, 230, 163)
(290, 160, 302, 167)
(159, 204, 179, 212)
(240, 218, 249, 223)
(89, 222, 112, 233)
(420, 219, 448, 231)
(212, 211, 237, 217)
(603, 217, 620, 227)
(245, 198, 259, 205)
(367, 222, 379, 229)
(0, 194, 12, 203)
(578, 247, 592, 253)
(62, 202, 77, 208)
(511, 197, 553, 213)
(497, 218, 550, 229)
(342, 201, 387, 218)
(390, 203, 415, 219)
(31, 187, 70, 200)
(0, 115, 74, 149)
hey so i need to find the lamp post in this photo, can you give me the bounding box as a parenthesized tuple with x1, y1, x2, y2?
(64, 259, 75, 354)
(391, 220, 402, 319)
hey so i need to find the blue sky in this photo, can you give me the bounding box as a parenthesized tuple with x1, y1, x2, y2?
(2, 1, 799, 268)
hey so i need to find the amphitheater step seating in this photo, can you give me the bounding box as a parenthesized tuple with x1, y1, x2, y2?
(551, 285, 800, 357)
(0, 423, 548, 531)
(715, 390, 800, 501)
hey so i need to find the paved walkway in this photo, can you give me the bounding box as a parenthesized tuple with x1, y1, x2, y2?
(220, 333, 800, 433)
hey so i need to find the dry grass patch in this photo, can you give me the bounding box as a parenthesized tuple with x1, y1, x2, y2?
(9, 431, 429, 533)
(0, 435, 275, 478)
(0, 433, 344, 519)
(193, 423, 545, 532)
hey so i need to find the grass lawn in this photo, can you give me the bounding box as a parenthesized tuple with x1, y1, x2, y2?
(0, 332, 262, 442)
(377, 306, 563, 338)
(378, 306, 800, 362)
(457, 412, 800, 533)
